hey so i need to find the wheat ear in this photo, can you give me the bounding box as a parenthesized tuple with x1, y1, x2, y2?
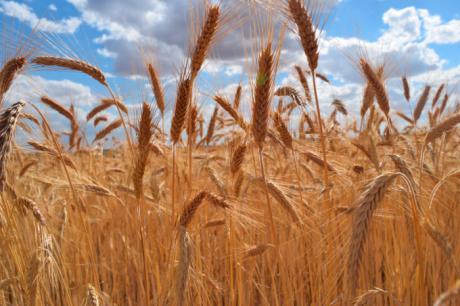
(252, 43, 274, 148)
(133, 103, 154, 200)
(347, 173, 398, 296)
(170, 78, 192, 144)
(425, 113, 460, 144)
(287, 0, 319, 71)
(147, 62, 165, 116)
(294, 65, 312, 103)
(413, 85, 431, 123)
(32, 56, 107, 86)
(402, 76, 410, 102)
(0, 57, 27, 104)
(233, 85, 242, 110)
(230, 142, 247, 175)
(0, 100, 25, 191)
(360, 59, 390, 117)
(40, 96, 73, 121)
(190, 5, 220, 80)
(93, 119, 123, 143)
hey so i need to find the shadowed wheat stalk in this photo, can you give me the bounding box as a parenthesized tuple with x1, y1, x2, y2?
(0, 100, 26, 190)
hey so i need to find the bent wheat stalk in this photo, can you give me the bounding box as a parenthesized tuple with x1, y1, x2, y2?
(347, 173, 398, 296)
(32, 56, 106, 86)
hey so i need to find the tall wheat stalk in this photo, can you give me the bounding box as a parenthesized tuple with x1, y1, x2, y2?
(252, 43, 276, 242)
(287, 0, 329, 187)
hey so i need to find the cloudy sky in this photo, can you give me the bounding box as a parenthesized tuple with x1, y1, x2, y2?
(1, 0, 460, 139)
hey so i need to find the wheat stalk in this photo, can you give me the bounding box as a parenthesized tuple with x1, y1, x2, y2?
(93, 119, 123, 143)
(233, 85, 242, 110)
(28, 141, 76, 169)
(360, 59, 389, 117)
(32, 56, 107, 86)
(425, 113, 460, 144)
(190, 5, 220, 80)
(287, 0, 319, 71)
(263, 179, 301, 224)
(213, 95, 248, 130)
(230, 142, 247, 175)
(170, 78, 192, 144)
(205, 106, 219, 144)
(303, 150, 336, 172)
(294, 65, 312, 103)
(176, 226, 192, 306)
(252, 43, 274, 148)
(440, 93, 450, 115)
(16, 197, 46, 226)
(347, 173, 398, 296)
(432, 84, 445, 108)
(40, 96, 73, 121)
(86, 284, 100, 306)
(413, 85, 431, 123)
(402, 76, 410, 102)
(275, 86, 304, 107)
(101, 98, 128, 114)
(147, 62, 165, 116)
(87, 103, 112, 121)
(93, 116, 108, 127)
(0, 100, 25, 191)
(0, 57, 27, 104)
(133, 103, 154, 200)
(244, 244, 274, 258)
(273, 112, 293, 149)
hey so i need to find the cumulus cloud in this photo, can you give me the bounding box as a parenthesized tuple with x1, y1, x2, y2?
(58, 0, 458, 85)
(97, 48, 117, 59)
(5, 74, 104, 142)
(7, 75, 99, 109)
(2, 1, 460, 130)
(0, 1, 81, 34)
(420, 9, 460, 44)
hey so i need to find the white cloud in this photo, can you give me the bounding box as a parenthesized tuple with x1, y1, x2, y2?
(419, 9, 460, 44)
(97, 48, 117, 59)
(0, 1, 81, 34)
(2, 0, 459, 128)
(7, 75, 98, 109)
(48, 4, 57, 12)
(379, 7, 421, 47)
(5, 75, 103, 141)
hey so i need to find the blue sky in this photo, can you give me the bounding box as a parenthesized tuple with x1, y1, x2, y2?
(1, 0, 460, 136)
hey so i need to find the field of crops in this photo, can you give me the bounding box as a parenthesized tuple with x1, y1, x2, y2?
(0, 0, 459, 305)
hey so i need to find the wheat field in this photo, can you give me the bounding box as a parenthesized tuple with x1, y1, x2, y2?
(0, 0, 459, 305)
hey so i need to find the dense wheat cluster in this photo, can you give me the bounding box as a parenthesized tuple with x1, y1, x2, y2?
(0, 0, 459, 305)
